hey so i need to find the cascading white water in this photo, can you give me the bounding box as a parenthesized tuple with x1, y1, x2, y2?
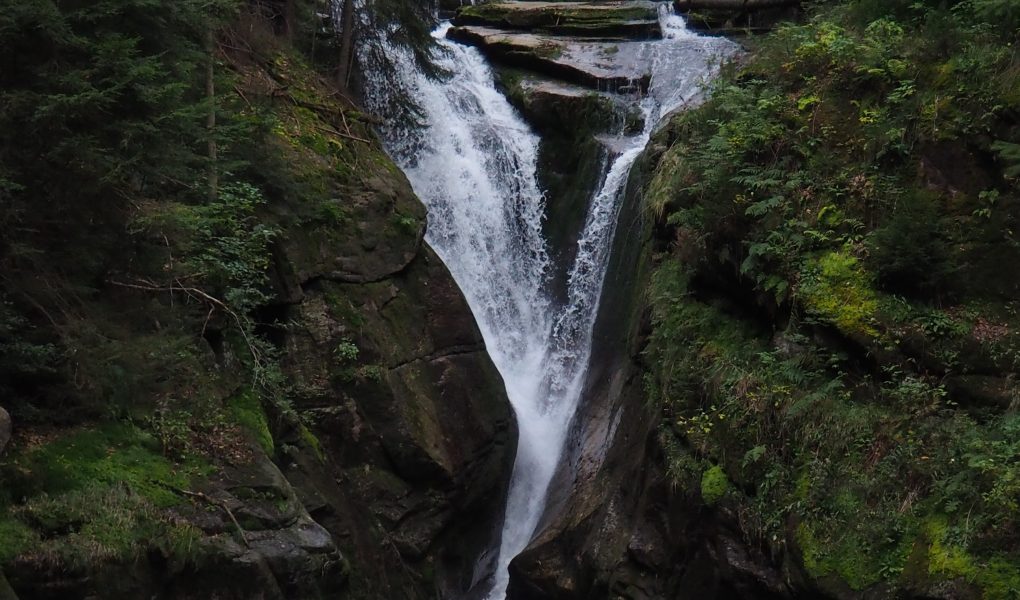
(362, 6, 736, 599)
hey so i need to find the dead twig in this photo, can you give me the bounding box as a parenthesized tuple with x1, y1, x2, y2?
(313, 123, 371, 144)
(156, 482, 250, 547)
(233, 84, 255, 111)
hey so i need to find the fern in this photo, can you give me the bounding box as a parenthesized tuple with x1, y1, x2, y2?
(991, 141, 1020, 179)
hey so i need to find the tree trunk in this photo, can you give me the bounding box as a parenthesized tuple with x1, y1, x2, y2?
(282, 0, 296, 40)
(337, 0, 356, 89)
(206, 30, 218, 202)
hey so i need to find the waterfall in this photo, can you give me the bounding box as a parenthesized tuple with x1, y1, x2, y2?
(362, 6, 736, 598)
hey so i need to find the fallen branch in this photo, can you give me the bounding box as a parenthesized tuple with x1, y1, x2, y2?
(157, 482, 250, 547)
(314, 123, 371, 144)
(233, 84, 255, 111)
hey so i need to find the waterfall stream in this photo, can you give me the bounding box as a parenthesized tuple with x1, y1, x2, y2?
(363, 7, 736, 598)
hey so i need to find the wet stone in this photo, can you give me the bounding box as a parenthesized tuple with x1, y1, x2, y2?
(447, 26, 654, 92)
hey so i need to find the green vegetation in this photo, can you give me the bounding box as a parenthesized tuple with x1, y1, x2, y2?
(0, 0, 422, 584)
(646, 0, 1020, 596)
(229, 391, 274, 455)
(0, 423, 208, 570)
(700, 465, 730, 505)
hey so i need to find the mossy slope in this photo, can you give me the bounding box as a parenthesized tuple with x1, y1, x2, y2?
(643, 1, 1020, 598)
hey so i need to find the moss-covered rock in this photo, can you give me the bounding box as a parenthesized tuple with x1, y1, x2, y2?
(606, 2, 1020, 598)
(454, 1, 661, 38)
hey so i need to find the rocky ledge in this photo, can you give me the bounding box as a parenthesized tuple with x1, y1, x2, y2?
(448, 26, 653, 92)
(453, 1, 662, 38)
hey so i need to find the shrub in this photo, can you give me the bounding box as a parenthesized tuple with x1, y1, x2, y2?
(868, 193, 953, 296)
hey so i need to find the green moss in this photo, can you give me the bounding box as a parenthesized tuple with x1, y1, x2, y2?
(798, 521, 885, 590)
(926, 518, 972, 577)
(700, 465, 730, 505)
(4, 423, 198, 507)
(458, 3, 656, 29)
(797, 522, 827, 580)
(534, 42, 563, 60)
(926, 518, 1020, 600)
(977, 559, 1020, 600)
(1, 484, 206, 570)
(298, 424, 325, 463)
(0, 419, 221, 569)
(794, 471, 812, 502)
(800, 251, 879, 338)
(797, 520, 901, 591)
(324, 287, 366, 328)
(391, 213, 421, 236)
(0, 516, 38, 564)
(228, 391, 274, 455)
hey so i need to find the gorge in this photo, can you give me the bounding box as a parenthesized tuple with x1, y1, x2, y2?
(361, 6, 736, 597)
(1, 1, 1019, 599)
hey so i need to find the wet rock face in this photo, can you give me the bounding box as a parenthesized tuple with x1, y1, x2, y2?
(496, 72, 628, 304)
(502, 131, 792, 600)
(271, 159, 517, 598)
(505, 138, 660, 600)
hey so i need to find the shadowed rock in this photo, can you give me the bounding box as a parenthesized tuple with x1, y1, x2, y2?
(0, 407, 9, 456)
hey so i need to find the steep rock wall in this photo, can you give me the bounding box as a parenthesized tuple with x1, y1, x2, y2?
(0, 42, 516, 600)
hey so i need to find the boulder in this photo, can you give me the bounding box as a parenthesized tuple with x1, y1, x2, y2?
(502, 75, 623, 134)
(280, 242, 518, 598)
